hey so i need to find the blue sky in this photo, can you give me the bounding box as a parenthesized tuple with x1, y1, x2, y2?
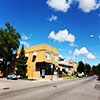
(0, 0, 100, 66)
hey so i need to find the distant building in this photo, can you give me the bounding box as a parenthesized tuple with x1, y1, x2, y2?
(16, 44, 59, 79)
(67, 60, 77, 74)
(59, 59, 77, 75)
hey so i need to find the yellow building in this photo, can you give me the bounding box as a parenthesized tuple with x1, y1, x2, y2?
(16, 43, 59, 79)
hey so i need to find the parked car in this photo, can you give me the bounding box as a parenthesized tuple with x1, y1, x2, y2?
(17, 75, 22, 79)
(78, 73, 83, 78)
(78, 72, 84, 78)
(97, 74, 100, 80)
(7, 73, 17, 80)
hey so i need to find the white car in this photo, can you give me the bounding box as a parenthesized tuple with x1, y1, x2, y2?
(7, 73, 17, 80)
(78, 72, 84, 78)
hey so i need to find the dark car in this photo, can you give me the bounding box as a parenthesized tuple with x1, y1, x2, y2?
(97, 74, 100, 80)
(7, 73, 17, 80)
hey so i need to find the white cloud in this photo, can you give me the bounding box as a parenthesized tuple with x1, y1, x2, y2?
(46, 0, 73, 12)
(48, 15, 57, 21)
(20, 41, 29, 47)
(22, 34, 28, 40)
(73, 47, 96, 59)
(87, 52, 96, 59)
(70, 43, 78, 47)
(74, 49, 80, 56)
(80, 47, 88, 55)
(78, 0, 100, 13)
(48, 29, 75, 43)
(68, 50, 72, 54)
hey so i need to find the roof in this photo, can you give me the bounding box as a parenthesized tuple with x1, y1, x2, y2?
(17, 43, 59, 55)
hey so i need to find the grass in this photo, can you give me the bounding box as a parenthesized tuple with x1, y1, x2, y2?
(62, 75, 77, 79)
(19, 78, 38, 81)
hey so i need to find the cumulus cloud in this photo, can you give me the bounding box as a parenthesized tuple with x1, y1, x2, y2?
(22, 34, 28, 40)
(46, 0, 73, 12)
(46, 0, 100, 13)
(74, 49, 80, 56)
(78, 0, 100, 13)
(73, 47, 96, 59)
(48, 29, 75, 43)
(87, 52, 96, 59)
(20, 41, 29, 47)
(48, 15, 57, 21)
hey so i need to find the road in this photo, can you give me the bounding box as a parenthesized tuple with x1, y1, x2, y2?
(0, 76, 100, 100)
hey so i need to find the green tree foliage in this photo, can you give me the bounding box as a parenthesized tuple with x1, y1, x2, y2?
(92, 65, 97, 74)
(92, 64, 100, 75)
(0, 22, 21, 75)
(16, 45, 27, 76)
(84, 64, 91, 75)
(97, 64, 100, 74)
(77, 61, 85, 73)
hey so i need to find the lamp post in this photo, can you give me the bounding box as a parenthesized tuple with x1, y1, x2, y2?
(90, 34, 94, 38)
(51, 40, 54, 81)
(90, 34, 100, 38)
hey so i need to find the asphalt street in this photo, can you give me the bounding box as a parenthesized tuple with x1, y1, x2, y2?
(0, 76, 100, 100)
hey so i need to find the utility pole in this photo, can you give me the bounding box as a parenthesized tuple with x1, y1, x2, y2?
(51, 40, 54, 81)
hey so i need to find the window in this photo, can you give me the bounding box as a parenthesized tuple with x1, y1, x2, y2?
(25, 54, 28, 60)
(54, 55, 58, 62)
(46, 52, 51, 60)
(32, 55, 36, 62)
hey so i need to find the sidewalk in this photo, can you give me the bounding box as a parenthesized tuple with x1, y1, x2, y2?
(37, 78, 63, 82)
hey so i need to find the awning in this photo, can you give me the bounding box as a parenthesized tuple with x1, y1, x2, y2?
(36, 62, 55, 68)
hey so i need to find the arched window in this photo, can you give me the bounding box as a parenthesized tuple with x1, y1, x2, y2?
(32, 52, 37, 62)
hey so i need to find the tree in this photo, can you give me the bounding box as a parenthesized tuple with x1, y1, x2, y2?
(77, 61, 85, 73)
(84, 64, 91, 75)
(0, 22, 21, 75)
(92, 64, 100, 75)
(92, 65, 97, 74)
(16, 45, 27, 76)
(96, 64, 100, 74)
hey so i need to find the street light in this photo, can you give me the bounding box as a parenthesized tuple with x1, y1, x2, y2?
(51, 40, 54, 81)
(90, 34, 94, 38)
(90, 34, 100, 38)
